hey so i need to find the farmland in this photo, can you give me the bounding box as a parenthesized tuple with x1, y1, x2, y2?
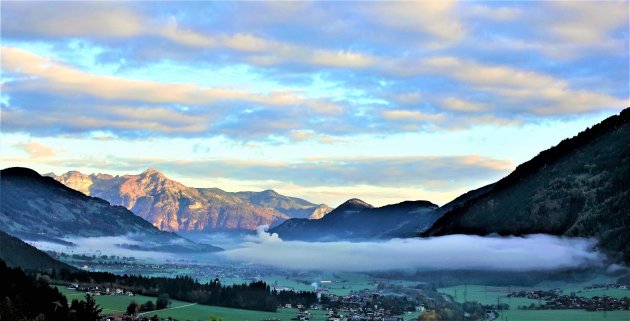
(439, 284, 630, 321)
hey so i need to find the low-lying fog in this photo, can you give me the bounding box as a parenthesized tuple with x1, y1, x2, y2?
(222, 226, 604, 272)
(30, 226, 605, 272)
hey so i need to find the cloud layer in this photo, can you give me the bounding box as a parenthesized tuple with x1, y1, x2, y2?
(1, 2, 627, 141)
(221, 228, 604, 272)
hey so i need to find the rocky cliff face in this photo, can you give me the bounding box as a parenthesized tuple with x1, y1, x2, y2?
(51, 169, 331, 232)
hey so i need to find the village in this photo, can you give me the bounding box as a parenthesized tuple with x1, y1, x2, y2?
(68, 283, 135, 297)
(508, 289, 630, 311)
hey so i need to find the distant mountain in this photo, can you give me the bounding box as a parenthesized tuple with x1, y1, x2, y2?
(0, 230, 77, 272)
(235, 189, 332, 220)
(50, 169, 331, 232)
(0, 167, 221, 253)
(424, 108, 630, 263)
(269, 198, 440, 241)
(387, 183, 495, 238)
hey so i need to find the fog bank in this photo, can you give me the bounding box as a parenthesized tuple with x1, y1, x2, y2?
(28, 235, 176, 261)
(221, 226, 604, 272)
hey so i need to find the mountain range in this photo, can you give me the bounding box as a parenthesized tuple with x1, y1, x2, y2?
(423, 107, 630, 263)
(269, 198, 441, 240)
(0, 167, 220, 252)
(49, 169, 331, 232)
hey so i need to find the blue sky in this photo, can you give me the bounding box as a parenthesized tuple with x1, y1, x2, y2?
(1, 1, 628, 206)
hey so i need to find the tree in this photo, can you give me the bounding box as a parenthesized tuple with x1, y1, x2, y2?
(69, 294, 102, 321)
(419, 310, 439, 321)
(156, 293, 170, 309)
(141, 300, 155, 312)
(126, 300, 139, 316)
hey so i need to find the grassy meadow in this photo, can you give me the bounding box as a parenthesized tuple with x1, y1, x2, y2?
(57, 286, 329, 321)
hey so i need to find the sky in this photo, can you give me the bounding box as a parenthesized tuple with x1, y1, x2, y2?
(1, 1, 628, 207)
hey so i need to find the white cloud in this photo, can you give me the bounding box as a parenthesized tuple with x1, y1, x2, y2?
(442, 97, 489, 112)
(546, 2, 628, 45)
(411, 56, 627, 116)
(382, 110, 444, 122)
(223, 230, 604, 272)
(362, 0, 466, 46)
(16, 142, 56, 159)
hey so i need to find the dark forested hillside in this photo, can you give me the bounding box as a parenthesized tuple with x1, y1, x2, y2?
(0, 259, 71, 321)
(388, 183, 495, 238)
(424, 108, 630, 262)
(270, 198, 440, 240)
(0, 231, 77, 272)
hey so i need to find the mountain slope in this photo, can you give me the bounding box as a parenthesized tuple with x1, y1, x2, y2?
(388, 183, 496, 238)
(51, 169, 330, 232)
(424, 108, 630, 262)
(235, 189, 332, 219)
(0, 167, 220, 252)
(0, 230, 77, 271)
(269, 198, 440, 240)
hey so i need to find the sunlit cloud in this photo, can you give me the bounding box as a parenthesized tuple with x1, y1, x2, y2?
(1, 47, 344, 114)
(15, 142, 56, 159)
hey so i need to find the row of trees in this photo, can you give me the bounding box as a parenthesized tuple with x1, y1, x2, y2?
(126, 294, 171, 315)
(49, 268, 316, 312)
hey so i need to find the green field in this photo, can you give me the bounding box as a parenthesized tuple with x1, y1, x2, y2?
(57, 286, 329, 321)
(57, 286, 190, 315)
(438, 284, 630, 321)
(220, 272, 380, 297)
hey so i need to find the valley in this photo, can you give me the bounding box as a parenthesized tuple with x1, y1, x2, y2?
(1, 109, 629, 321)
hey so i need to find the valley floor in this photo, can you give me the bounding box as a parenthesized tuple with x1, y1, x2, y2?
(439, 283, 630, 321)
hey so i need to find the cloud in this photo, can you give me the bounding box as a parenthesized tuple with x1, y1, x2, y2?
(412, 56, 627, 116)
(390, 92, 422, 106)
(545, 2, 628, 45)
(1, 2, 143, 38)
(1, 47, 343, 114)
(48, 155, 512, 191)
(222, 230, 604, 272)
(0, 1, 626, 143)
(464, 4, 522, 21)
(289, 130, 344, 144)
(27, 235, 176, 261)
(360, 1, 466, 46)
(442, 98, 489, 112)
(16, 142, 56, 159)
(381, 110, 444, 122)
(0, 2, 378, 70)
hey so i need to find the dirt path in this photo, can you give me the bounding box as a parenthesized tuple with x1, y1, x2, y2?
(137, 303, 198, 316)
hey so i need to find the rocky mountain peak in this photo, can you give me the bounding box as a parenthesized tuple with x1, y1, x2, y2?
(141, 168, 165, 177)
(260, 189, 280, 197)
(337, 198, 373, 212)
